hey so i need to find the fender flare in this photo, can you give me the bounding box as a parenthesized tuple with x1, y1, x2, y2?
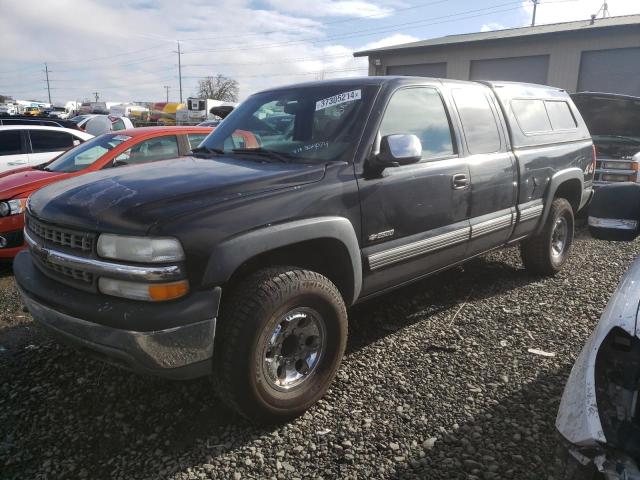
(201, 216, 362, 305)
(536, 168, 584, 235)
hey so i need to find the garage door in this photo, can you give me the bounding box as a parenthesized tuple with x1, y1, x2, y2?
(578, 47, 640, 96)
(469, 55, 549, 84)
(386, 62, 447, 77)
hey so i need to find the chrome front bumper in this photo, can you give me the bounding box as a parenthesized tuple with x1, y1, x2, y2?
(19, 285, 216, 379)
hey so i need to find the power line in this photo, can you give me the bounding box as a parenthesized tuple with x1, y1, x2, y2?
(185, 1, 529, 55)
(180, 53, 356, 69)
(180, 67, 368, 79)
(186, 0, 452, 43)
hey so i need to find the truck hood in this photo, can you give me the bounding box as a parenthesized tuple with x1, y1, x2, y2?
(0, 168, 68, 200)
(28, 156, 326, 233)
(572, 92, 640, 139)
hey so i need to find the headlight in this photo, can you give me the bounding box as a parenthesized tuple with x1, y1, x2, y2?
(99, 278, 189, 301)
(0, 198, 27, 217)
(97, 234, 185, 263)
(602, 161, 633, 170)
(602, 174, 635, 182)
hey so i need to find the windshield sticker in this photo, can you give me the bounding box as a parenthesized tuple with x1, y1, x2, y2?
(315, 90, 361, 111)
(291, 141, 329, 155)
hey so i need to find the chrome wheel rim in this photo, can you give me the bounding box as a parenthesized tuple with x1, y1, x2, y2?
(261, 307, 326, 391)
(551, 216, 568, 258)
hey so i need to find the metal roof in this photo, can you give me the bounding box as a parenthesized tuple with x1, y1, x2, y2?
(353, 14, 640, 57)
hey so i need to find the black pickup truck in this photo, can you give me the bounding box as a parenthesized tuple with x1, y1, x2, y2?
(15, 77, 594, 421)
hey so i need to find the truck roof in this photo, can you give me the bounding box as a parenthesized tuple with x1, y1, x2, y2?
(255, 76, 568, 97)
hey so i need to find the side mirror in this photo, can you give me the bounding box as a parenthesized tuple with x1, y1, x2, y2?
(589, 183, 640, 241)
(374, 134, 422, 169)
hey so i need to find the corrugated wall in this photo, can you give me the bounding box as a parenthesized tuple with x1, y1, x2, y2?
(367, 26, 640, 93)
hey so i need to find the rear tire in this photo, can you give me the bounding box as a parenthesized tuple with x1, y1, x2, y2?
(213, 267, 348, 423)
(521, 198, 574, 276)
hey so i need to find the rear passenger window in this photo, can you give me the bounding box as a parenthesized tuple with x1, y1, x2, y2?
(545, 101, 576, 130)
(0, 131, 22, 155)
(511, 99, 552, 134)
(452, 88, 501, 154)
(114, 136, 179, 166)
(380, 87, 454, 160)
(29, 130, 74, 153)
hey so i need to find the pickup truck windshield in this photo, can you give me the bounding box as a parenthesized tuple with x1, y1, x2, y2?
(200, 85, 378, 163)
(41, 134, 131, 173)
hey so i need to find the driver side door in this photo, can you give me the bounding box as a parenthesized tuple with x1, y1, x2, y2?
(358, 85, 471, 296)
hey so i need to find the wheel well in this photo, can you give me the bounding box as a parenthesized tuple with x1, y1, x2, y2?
(554, 179, 582, 213)
(225, 238, 355, 304)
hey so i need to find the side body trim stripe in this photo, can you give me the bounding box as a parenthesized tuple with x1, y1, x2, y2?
(368, 227, 470, 270)
(470, 213, 514, 239)
(367, 203, 543, 270)
(519, 204, 543, 222)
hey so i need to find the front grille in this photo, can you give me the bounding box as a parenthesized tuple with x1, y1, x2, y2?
(43, 258, 94, 284)
(26, 215, 94, 253)
(25, 214, 97, 290)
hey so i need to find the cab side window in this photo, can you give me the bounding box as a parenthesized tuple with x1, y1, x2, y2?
(379, 87, 455, 160)
(452, 88, 502, 154)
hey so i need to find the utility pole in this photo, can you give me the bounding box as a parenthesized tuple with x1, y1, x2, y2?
(591, 2, 611, 23)
(163, 85, 170, 102)
(44, 63, 52, 104)
(93, 92, 100, 102)
(173, 41, 183, 104)
(531, 0, 539, 26)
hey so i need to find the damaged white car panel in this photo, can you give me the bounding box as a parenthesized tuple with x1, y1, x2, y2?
(556, 255, 640, 476)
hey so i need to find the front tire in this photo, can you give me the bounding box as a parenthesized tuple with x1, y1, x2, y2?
(521, 198, 574, 276)
(213, 267, 348, 422)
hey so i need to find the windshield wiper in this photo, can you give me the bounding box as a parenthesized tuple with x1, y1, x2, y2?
(33, 164, 52, 171)
(191, 146, 225, 157)
(231, 147, 292, 163)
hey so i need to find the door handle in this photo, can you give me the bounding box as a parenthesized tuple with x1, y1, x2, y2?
(452, 173, 469, 190)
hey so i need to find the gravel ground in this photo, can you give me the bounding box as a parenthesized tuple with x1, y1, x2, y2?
(1, 224, 638, 480)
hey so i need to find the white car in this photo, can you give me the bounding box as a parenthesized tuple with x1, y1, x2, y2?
(0, 104, 17, 115)
(71, 114, 133, 133)
(0, 125, 93, 173)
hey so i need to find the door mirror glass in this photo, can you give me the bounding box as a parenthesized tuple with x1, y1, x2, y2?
(588, 183, 640, 241)
(376, 134, 422, 168)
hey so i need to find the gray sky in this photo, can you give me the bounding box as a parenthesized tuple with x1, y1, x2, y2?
(0, 0, 638, 103)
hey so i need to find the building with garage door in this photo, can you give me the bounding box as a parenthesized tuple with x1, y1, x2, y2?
(354, 14, 640, 96)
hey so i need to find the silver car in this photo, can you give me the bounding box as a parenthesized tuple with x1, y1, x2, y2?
(557, 183, 640, 479)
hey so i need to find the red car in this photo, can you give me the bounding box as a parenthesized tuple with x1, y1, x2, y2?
(0, 126, 213, 260)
